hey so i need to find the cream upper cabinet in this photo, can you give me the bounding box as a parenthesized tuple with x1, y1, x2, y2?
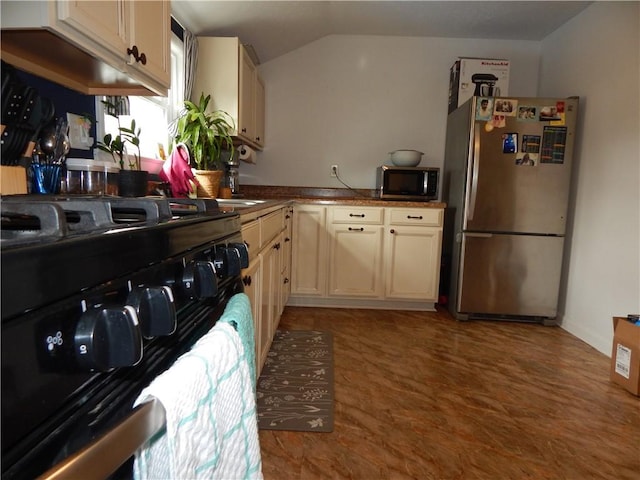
(291, 204, 328, 297)
(328, 206, 384, 297)
(127, 0, 171, 91)
(1, 0, 170, 96)
(384, 208, 443, 301)
(193, 37, 265, 150)
(254, 76, 266, 148)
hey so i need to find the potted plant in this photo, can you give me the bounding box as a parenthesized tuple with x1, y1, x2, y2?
(97, 100, 147, 196)
(174, 92, 235, 198)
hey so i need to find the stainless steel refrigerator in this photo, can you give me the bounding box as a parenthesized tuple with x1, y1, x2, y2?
(442, 96, 579, 324)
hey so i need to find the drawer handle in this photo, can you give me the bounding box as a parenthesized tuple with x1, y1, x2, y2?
(242, 275, 252, 286)
(407, 215, 423, 220)
(348, 227, 364, 232)
(349, 213, 365, 218)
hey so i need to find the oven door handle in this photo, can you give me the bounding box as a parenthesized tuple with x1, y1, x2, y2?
(37, 399, 166, 480)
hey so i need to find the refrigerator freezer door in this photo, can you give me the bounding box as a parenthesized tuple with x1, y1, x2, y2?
(464, 98, 578, 235)
(456, 232, 564, 318)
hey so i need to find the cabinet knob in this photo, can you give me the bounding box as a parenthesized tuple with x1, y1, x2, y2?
(242, 275, 252, 286)
(126, 45, 147, 65)
(390, 229, 396, 234)
(241, 127, 247, 133)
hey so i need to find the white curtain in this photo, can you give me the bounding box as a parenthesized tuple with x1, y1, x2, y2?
(183, 29, 198, 103)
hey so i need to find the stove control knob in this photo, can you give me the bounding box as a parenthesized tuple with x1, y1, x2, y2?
(74, 305, 143, 372)
(127, 286, 177, 338)
(183, 260, 218, 299)
(213, 245, 241, 278)
(229, 242, 250, 269)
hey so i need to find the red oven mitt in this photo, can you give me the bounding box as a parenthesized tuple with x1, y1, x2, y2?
(159, 143, 198, 197)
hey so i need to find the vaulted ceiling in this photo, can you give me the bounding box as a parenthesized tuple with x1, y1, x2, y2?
(171, 1, 592, 63)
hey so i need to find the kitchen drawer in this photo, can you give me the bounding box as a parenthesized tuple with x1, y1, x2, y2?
(388, 208, 443, 227)
(261, 209, 284, 247)
(242, 220, 261, 261)
(330, 206, 384, 225)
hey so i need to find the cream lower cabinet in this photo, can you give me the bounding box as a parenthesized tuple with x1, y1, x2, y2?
(241, 255, 261, 376)
(291, 204, 328, 297)
(240, 205, 289, 375)
(384, 208, 443, 301)
(328, 206, 384, 297)
(289, 203, 443, 310)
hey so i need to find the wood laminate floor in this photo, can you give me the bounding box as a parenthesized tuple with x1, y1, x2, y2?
(258, 306, 640, 479)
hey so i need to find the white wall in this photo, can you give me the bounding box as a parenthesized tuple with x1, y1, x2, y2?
(243, 36, 540, 189)
(538, 2, 640, 354)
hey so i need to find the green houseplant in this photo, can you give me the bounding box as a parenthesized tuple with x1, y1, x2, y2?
(96, 99, 147, 196)
(174, 92, 235, 197)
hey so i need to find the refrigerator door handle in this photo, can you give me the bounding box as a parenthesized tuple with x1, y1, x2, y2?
(465, 232, 493, 238)
(467, 122, 481, 221)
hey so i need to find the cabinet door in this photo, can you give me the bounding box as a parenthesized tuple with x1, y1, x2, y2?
(128, 0, 170, 89)
(242, 256, 262, 376)
(291, 205, 327, 296)
(254, 75, 265, 147)
(328, 224, 384, 297)
(55, 0, 127, 65)
(238, 46, 256, 143)
(385, 226, 442, 301)
(259, 237, 280, 368)
(280, 208, 293, 309)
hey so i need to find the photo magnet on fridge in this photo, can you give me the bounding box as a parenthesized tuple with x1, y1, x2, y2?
(502, 133, 518, 154)
(495, 99, 518, 116)
(517, 105, 538, 122)
(476, 97, 494, 121)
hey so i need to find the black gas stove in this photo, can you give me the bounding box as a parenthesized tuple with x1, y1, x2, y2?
(1, 195, 248, 479)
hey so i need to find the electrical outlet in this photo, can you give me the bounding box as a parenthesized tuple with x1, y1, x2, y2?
(330, 165, 338, 177)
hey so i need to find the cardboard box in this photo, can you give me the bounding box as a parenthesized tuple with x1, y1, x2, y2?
(448, 57, 510, 113)
(610, 316, 640, 396)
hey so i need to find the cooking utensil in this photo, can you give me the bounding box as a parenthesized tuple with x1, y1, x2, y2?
(389, 149, 423, 167)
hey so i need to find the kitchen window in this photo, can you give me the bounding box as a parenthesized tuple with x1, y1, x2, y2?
(96, 32, 184, 164)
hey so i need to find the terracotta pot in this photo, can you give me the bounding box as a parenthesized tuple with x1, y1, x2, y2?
(118, 170, 149, 197)
(194, 170, 223, 198)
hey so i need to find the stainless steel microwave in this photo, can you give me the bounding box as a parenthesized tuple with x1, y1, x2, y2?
(376, 166, 439, 201)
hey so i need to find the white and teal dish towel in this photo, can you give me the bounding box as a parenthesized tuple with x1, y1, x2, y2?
(218, 293, 257, 388)
(133, 293, 262, 479)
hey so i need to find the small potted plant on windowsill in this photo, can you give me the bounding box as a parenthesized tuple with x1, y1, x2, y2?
(174, 92, 235, 198)
(97, 100, 147, 197)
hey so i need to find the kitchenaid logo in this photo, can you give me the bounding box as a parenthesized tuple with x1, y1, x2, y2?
(481, 61, 509, 66)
